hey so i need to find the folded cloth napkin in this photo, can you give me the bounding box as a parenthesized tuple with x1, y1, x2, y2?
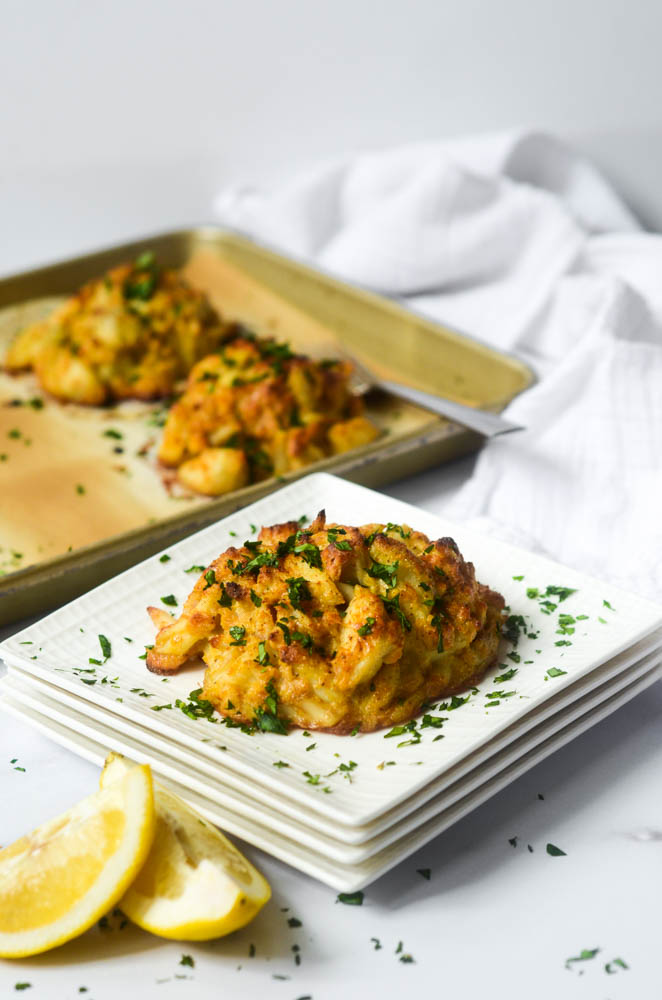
(215, 130, 662, 602)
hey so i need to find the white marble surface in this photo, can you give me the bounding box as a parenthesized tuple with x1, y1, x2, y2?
(1, 178, 661, 997)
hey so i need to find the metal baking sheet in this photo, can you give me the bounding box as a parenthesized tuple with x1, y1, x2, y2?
(0, 227, 534, 624)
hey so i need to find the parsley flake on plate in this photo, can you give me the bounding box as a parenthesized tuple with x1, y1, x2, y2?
(98, 634, 111, 660)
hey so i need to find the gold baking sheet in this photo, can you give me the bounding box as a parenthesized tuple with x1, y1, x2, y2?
(0, 228, 533, 624)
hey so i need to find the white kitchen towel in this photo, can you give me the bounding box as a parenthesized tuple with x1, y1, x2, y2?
(215, 130, 662, 602)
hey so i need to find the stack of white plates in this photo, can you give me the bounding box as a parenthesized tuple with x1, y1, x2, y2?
(2, 473, 661, 891)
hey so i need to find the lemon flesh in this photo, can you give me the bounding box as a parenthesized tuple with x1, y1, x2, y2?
(101, 753, 271, 940)
(0, 764, 155, 958)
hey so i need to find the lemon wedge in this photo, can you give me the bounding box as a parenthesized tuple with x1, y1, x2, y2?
(100, 753, 271, 940)
(0, 763, 155, 958)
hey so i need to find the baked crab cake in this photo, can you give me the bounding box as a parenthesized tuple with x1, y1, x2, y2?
(157, 334, 379, 496)
(146, 512, 506, 734)
(4, 252, 232, 404)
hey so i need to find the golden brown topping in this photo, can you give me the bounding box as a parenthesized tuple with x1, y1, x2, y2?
(157, 338, 379, 496)
(146, 513, 505, 733)
(5, 252, 232, 404)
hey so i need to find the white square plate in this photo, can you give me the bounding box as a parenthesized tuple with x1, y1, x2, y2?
(2, 655, 660, 890)
(3, 473, 662, 828)
(6, 624, 662, 848)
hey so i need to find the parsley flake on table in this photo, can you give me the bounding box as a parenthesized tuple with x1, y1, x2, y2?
(179, 954, 195, 967)
(546, 842, 566, 856)
(160, 594, 177, 606)
(565, 947, 600, 970)
(287, 917, 302, 928)
(416, 867, 431, 880)
(604, 957, 629, 974)
(336, 891, 364, 905)
(546, 667, 567, 678)
(14, 985, 32, 992)
(185, 564, 205, 574)
(159, 554, 171, 563)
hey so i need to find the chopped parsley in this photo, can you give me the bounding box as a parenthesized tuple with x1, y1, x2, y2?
(175, 688, 216, 721)
(98, 634, 111, 660)
(546, 843, 566, 856)
(493, 667, 517, 683)
(276, 620, 291, 644)
(250, 589, 262, 607)
(160, 594, 177, 606)
(179, 954, 195, 968)
(292, 540, 322, 568)
(565, 948, 600, 970)
(367, 559, 398, 589)
(302, 771, 330, 792)
(357, 617, 376, 637)
(254, 681, 287, 734)
(286, 577, 311, 609)
(385, 522, 411, 539)
(336, 891, 363, 905)
(235, 549, 279, 575)
(546, 667, 567, 678)
(217, 582, 232, 608)
(603, 598, 616, 611)
(292, 629, 313, 649)
(229, 625, 246, 646)
(416, 867, 431, 880)
(203, 569, 216, 589)
(185, 564, 205, 574)
(103, 428, 123, 440)
(76, 483, 86, 495)
(254, 641, 270, 665)
(381, 594, 411, 631)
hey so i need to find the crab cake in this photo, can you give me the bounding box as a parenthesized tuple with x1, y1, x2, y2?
(157, 335, 379, 496)
(146, 511, 505, 734)
(5, 252, 232, 404)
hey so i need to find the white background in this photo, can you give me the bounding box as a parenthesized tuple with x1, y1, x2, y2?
(3, 0, 662, 277)
(2, 3, 662, 997)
